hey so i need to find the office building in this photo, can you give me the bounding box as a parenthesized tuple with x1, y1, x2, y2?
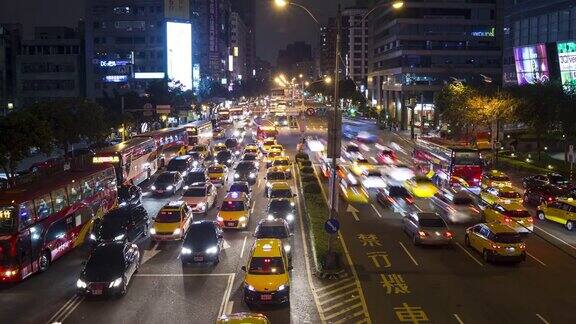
(231, 0, 256, 75)
(0, 23, 21, 114)
(16, 26, 86, 107)
(342, 6, 369, 93)
(367, 0, 502, 129)
(277, 41, 313, 77)
(319, 18, 337, 77)
(230, 12, 247, 81)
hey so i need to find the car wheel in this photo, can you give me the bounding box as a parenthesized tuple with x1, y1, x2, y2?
(213, 255, 220, 265)
(566, 221, 574, 231)
(464, 234, 470, 247)
(119, 280, 128, 297)
(537, 211, 546, 221)
(39, 251, 51, 272)
(483, 250, 491, 262)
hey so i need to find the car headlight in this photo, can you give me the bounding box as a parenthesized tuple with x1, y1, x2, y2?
(197, 202, 206, 211)
(239, 216, 247, 222)
(246, 284, 255, 291)
(114, 234, 125, 241)
(217, 216, 224, 222)
(192, 161, 199, 167)
(149, 228, 156, 235)
(76, 279, 87, 289)
(205, 246, 218, 254)
(151, 185, 156, 190)
(89, 233, 96, 241)
(173, 228, 182, 235)
(183, 185, 189, 190)
(109, 277, 123, 288)
(181, 171, 187, 176)
(249, 173, 256, 178)
(181, 247, 192, 255)
(166, 185, 174, 190)
(266, 182, 272, 187)
(286, 213, 294, 222)
(284, 245, 291, 253)
(278, 284, 286, 291)
(234, 173, 240, 179)
(267, 214, 275, 220)
(119, 202, 127, 207)
(235, 150, 240, 155)
(227, 159, 232, 163)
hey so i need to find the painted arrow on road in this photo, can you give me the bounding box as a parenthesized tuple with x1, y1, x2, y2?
(347, 204, 360, 221)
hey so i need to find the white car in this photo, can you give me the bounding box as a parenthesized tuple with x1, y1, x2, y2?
(182, 183, 218, 215)
(360, 169, 386, 189)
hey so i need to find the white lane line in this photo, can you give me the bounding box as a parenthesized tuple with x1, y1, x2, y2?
(534, 225, 576, 251)
(398, 241, 419, 266)
(240, 235, 248, 259)
(536, 314, 550, 324)
(47, 295, 81, 324)
(453, 313, 465, 324)
(217, 273, 236, 318)
(57, 296, 84, 323)
(526, 252, 547, 267)
(225, 301, 234, 315)
(370, 204, 383, 218)
(455, 242, 484, 267)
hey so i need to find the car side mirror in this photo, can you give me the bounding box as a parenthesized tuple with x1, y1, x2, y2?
(241, 266, 247, 272)
(288, 265, 293, 271)
(290, 233, 294, 237)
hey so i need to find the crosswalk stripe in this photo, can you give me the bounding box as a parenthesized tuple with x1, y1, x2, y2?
(317, 282, 357, 299)
(314, 278, 354, 293)
(324, 303, 363, 321)
(319, 289, 359, 305)
(322, 296, 360, 312)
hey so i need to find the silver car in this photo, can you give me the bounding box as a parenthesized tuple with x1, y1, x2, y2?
(181, 183, 218, 215)
(402, 212, 454, 246)
(254, 218, 293, 264)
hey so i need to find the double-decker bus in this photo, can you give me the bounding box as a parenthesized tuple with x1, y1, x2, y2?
(92, 137, 158, 185)
(0, 165, 117, 282)
(217, 109, 232, 124)
(230, 106, 244, 119)
(134, 127, 188, 167)
(413, 137, 483, 192)
(256, 125, 279, 140)
(184, 120, 213, 145)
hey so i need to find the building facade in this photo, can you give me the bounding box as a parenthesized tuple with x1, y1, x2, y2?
(230, 12, 247, 81)
(16, 27, 85, 107)
(342, 7, 369, 94)
(231, 0, 256, 76)
(277, 41, 313, 77)
(502, 0, 576, 86)
(0, 24, 21, 115)
(319, 18, 337, 78)
(368, 0, 502, 129)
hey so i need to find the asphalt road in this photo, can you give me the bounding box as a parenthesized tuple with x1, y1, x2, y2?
(0, 116, 320, 324)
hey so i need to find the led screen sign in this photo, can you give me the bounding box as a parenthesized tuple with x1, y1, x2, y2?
(514, 44, 550, 85)
(166, 22, 192, 90)
(557, 41, 576, 90)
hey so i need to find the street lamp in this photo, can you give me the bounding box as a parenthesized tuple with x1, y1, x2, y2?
(324, 76, 332, 84)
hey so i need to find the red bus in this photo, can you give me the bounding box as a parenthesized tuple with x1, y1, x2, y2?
(413, 137, 483, 192)
(134, 127, 188, 167)
(92, 137, 158, 185)
(256, 126, 278, 140)
(0, 165, 117, 282)
(183, 120, 213, 145)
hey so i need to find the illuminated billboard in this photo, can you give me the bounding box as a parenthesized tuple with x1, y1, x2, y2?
(513, 44, 550, 85)
(166, 22, 192, 90)
(557, 41, 576, 90)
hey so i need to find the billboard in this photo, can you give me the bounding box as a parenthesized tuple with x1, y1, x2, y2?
(166, 22, 192, 90)
(164, 0, 189, 20)
(557, 41, 576, 90)
(514, 44, 550, 85)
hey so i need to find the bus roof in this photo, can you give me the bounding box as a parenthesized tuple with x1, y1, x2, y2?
(133, 127, 186, 139)
(95, 137, 154, 155)
(0, 164, 114, 205)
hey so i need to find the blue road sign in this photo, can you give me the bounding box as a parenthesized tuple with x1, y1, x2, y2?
(324, 218, 340, 234)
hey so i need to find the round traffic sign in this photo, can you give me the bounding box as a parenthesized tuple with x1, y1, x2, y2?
(324, 218, 340, 234)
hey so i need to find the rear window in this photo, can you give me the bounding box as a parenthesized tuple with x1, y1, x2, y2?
(221, 201, 245, 211)
(267, 172, 286, 181)
(499, 191, 521, 199)
(248, 257, 285, 275)
(418, 218, 446, 228)
(183, 188, 206, 197)
(492, 233, 522, 244)
(186, 172, 206, 183)
(503, 210, 531, 218)
(388, 186, 410, 197)
(167, 159, 188, 170)
(157, 173, 175, 182)
(347, 145, 359, 152)
(273, 159, 289, 166)
(256, 225, 289, 239)
(229, 184, 249, 193)
(271, 189, 293, 199)
(156, 210, 181, 222)
(208, 166, 224, 173)
(453, 196, 474, 205)
(264, 140, 275, 145)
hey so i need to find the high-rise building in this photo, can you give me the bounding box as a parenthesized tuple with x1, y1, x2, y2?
(16, 26, 86, 107)
(231, 0, 256, 75)
(367, 0, 502, 129)
(502, 0, 576, 87)
(277, 41, 313, 77)
(0, 23, 21, 115)
(230, 12, 247, 81)
(342, 6, 369, 93)
(319, 18, 337, 77)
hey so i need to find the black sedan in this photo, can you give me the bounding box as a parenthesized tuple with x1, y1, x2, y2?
(77, 242, 140, 297)
(91, 205, 149, 244)
(151, 171, 184, 195)
(118, 184, 142, 206)
(216, 150, 234, 166)
(181, 221, 223, 265)
(233, 161, 259, 184)
(523, 184, 568, 206)
(523, 173, 570, 189)
(266, 198, 297, 229)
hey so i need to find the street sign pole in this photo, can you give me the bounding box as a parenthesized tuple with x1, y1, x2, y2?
(569, 145, 574, 181)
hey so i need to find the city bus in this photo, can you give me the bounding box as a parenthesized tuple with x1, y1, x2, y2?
(230, 106, 244, 120)
(92, 137, 158, 185)
(413, 137, 483, 192)
(0, 165, 117, 282)
(256, 125, 279, 140)
(217, 109, 232, 124)
(184, 120, 213, 145)
(134, 127, 188, 167)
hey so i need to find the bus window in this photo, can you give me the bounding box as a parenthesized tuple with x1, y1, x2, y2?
(104, 168, 117, 189)
(18, 201, 35, 230)
(94, 172, 105, 193)
(67, 182, 82, 204)
(45, 219, 67, 242)
(34, 195, 53, 220)
(51, 188, 68, 213)
(81, 177, 94, 197)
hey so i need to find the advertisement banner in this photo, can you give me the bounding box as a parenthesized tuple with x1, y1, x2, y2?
(166, 22, 192, 90)
(513, 44, 550, 85)
(164, 0, 189, 20)
(557, 41, 576, 90)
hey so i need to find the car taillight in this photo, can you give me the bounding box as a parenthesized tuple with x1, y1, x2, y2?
(406, 197, 414, 204)
(503, 217, 511, 223)
(418, 231, 428, 237)
(491, 244, 501, 249)
(547, 196, 554, 202)
(527, 217, 533, 223)
(444, 231, 453, 238)
(519, 243, 526, 249)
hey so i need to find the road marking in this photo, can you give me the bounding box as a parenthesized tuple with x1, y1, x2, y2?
(225, 301, 234, 315)
(240, 235, 248, 259)
(527, 252, 547, 267)
(455, 242, 484, 267)
(322, 296, 360, 312)
(536, 314, 550, 324)
(398, 241, 419, 266)
(47, 294, 84, 324)
(320, 289, 359, 305)
(141, 245, 161, 264)
(324, 302, 363, 321)
(135, 273, 235, 277)
(218, 273, 236, 318)
(453, 314, 465, 324)
(534, 225, 576, 251)
(347, 204, 360, 221)
(317, 282, 357, 298)
(314, 277, 354, 293)
(370, 204, 383, 218)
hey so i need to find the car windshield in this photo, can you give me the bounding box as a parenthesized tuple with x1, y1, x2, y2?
(365, 171, 381, 177)
(273, 159, 289, 166)
(500, 191, 521, 199)
(264, 140, 275, 146)
(248, 257, 285, 275)
(184, 225, 217, 247)
(183, 188, 206, 197)
(388, 187, 410, 197)
(245, 148, 258, 153)
(208, 166, 224, 173)
(268, 151, 281, 158)
(156, 210, 181, 223)
(0, 206, 16, 235)
(347, 145, 359, 152)
(236, 162, 254, 171)
(271, 189, 293, 198)
(167, 159, 188, 171)
(225, 139, 238, 147)
(84, 246, 125, 281)
(156, 173, 175, 183)
(118, 186, 131, 198)
(490, 175, 509, 181)
(419, 218, 446, 228)
(221, 201, 245, 211)
(550, 174, 568, 184)
(256, 225, 289, 239)
(492, 233, 523, 244)
(186, 172, 206, 183)
(99, 216, 129, 239)
(268, 172, 286, 180)
(243, 154, 257, 161)
(269, 200, 293, 212)
(217, 151, 231, 159)
(453, 196, 474, 205)
(230, 184, 249, 193)
(503, 210, 531, 218)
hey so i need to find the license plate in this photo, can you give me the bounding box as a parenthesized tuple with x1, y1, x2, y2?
(92, 289, 102, 295)
(260, 294, 272, 301)
(157, 190, 164, 193)
(226, 222, 235, 227)
(194, 256, 204, 262)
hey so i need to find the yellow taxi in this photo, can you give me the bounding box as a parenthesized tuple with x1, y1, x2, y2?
(264, 149, 283, 168)
(483, 202, 533, 233)
(150, 201, 193, 240)
(216, 313, 270, 324)
(217, 192, 251, 229)
(465, 222, 526, 263)
(481, 170, 512, 188)
(267, 182, 296, 203)
(242, 239, 291, 306)
(270, 144, 284, 153)
(271, 156, 292, 178)
(207, 164, 229, 186)
(244, 144, 260, 156)
(213, 143, 228, 153)
(537, 198, 576, 231)
(191, 144, 210, 158)
(261, 138, 277, 154)
(404, 176, 438, 198)
(340, 177, 369, 204)
(480, 186, 523, 205)
(350, 156, 373, 176)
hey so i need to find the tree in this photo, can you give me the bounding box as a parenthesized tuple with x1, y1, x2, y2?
(0, 110, 52, 183)
(435, 83, 480, 137)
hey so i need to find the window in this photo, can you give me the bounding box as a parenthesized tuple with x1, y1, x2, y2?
(51, 188, 68, 213)
(94, 171, 106, 193)
(67, 181, 82, 204)
(105, 168, 117, 189)
(479, 226, 490, 237)
(18, 201, 35, 229)
(34, 194, 53, 220)
(81, 177, 94, 197)
(45, 219, 67, 242)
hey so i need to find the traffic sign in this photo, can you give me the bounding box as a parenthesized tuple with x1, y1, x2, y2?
(324, 218, 340, 234)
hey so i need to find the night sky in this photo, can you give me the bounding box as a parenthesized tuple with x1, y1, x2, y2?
(0, 0, 355, 64)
